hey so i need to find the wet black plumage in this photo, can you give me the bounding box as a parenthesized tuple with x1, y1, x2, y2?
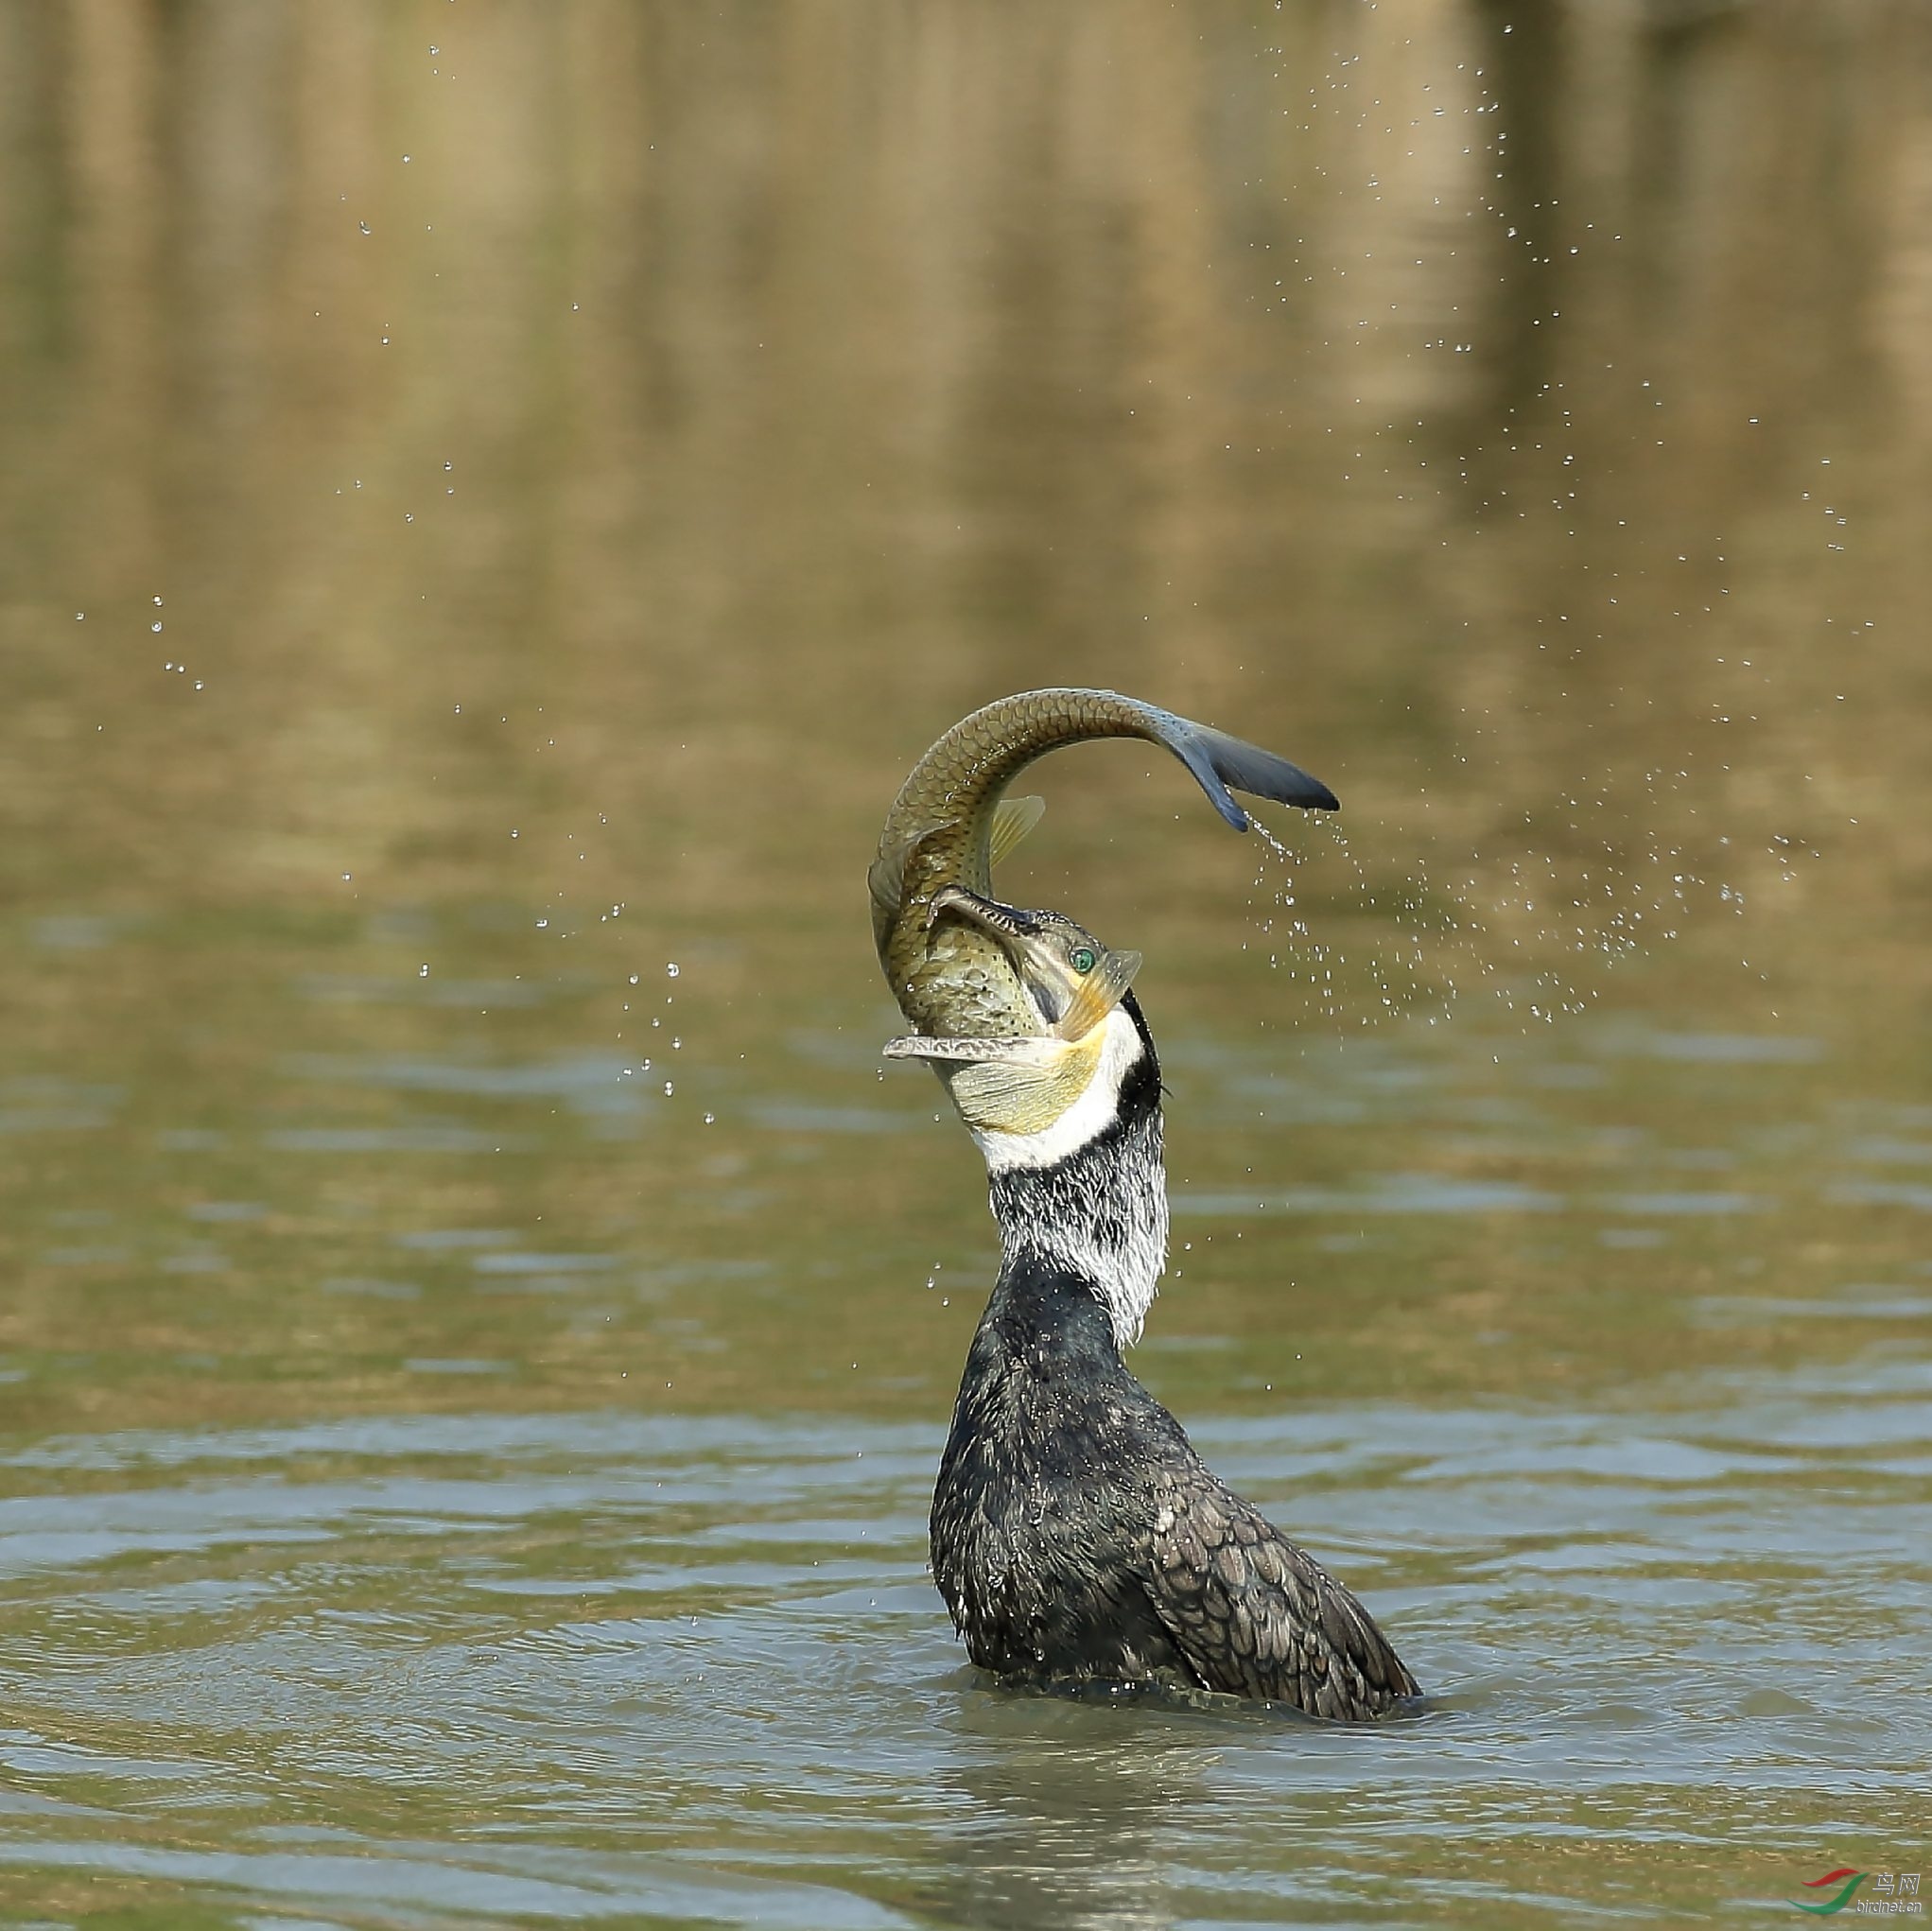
(930, 994, 1419, 1721)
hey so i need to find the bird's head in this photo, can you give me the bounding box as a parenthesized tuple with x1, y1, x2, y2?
(882, 886, 1157, 1162)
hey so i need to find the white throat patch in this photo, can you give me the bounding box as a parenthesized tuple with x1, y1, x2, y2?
(971, 1007, 1169, 1349)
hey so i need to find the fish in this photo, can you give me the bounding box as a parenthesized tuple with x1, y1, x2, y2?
(870, 687, 1340, 1044)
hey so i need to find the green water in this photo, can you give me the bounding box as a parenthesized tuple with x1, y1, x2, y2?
(2, 4, 1929, 1925)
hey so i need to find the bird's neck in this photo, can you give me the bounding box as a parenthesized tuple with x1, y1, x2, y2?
(983, 1099, 1168, 1351)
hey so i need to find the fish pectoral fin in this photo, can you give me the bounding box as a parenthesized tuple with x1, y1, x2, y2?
(945, 1029, 1104, 1134)
(867, 823, 942, 934)
(880, 1034, 1062, 1066)
(1053, 948, 1141, 1041)
(987, 795, 1045, 870)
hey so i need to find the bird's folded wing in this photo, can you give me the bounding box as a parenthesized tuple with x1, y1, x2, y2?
(1143, 1472, 1418, 1720)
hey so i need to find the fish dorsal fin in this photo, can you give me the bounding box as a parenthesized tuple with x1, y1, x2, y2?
(987, 795, 1045, 871)
(874, 800, 1041, 948)
(867, 822, 941, 937)
(1053, 948, 1141, 1043)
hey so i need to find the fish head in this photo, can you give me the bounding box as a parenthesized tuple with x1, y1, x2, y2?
(926, 886, 1140, 1043)
(882, 887, 1144, 1138)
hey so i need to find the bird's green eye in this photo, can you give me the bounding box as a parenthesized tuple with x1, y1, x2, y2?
(1070, 947, 1097, 975)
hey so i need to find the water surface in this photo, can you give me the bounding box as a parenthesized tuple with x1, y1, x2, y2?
(2, 4, 1929, 1924)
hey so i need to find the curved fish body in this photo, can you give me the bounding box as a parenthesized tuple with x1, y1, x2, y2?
(870, 688, 1339, 1042)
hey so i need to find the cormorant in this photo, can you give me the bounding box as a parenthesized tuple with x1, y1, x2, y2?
(901, 892, 1420, 1721)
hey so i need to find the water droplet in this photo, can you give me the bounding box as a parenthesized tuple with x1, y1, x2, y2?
(666, 963, 679, 979)
(703, 1112, 715, 1125)
(662, 1081, 674, 1096)
(628, 973, 639, 985)
(535, 918, 548, 930)
(358, 221, 372, 235)
(419, 964, 430, 979)
(151, 621, 163, 633)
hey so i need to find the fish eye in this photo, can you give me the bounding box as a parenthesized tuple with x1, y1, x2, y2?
(1070, 947, 1096, 975)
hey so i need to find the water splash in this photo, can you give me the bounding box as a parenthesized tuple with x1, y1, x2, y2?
(1248, 809, 1752, 1036)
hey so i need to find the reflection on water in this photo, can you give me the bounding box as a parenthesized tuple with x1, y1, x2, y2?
(2, 1, 1930, 1923)
(933, 1712, 1205, 1931)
